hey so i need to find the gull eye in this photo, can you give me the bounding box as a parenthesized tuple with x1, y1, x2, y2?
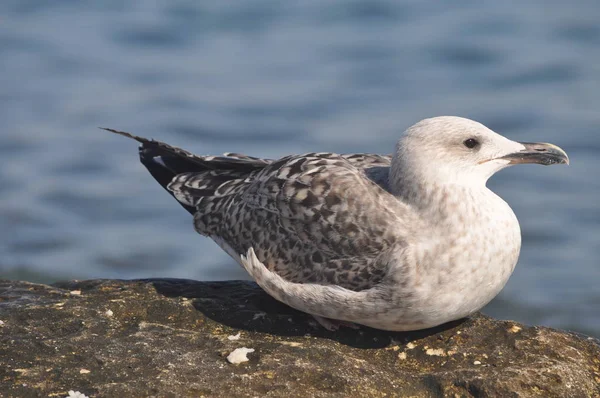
(463, 138, 479, 149)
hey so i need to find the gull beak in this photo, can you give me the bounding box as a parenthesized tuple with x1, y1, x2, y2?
(498, 142, 570, 166)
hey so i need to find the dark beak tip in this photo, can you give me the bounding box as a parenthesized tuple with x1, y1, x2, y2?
(508, 142, 570, 166)
(554, 152, 570, 166)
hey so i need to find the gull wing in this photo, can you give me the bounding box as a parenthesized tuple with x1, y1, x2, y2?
(104, 128, 405, 291)
(186, 153, 411, 291)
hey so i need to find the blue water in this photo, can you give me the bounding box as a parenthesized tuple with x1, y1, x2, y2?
(1, 1, 599, 337)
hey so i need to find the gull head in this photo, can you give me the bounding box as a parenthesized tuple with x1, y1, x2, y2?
(393, 116, 569, 188)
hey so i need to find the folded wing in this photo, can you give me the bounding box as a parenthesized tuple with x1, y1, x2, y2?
(104, 128, 408, 291)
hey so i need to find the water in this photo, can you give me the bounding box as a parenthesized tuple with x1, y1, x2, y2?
(1, 1, 599, 337)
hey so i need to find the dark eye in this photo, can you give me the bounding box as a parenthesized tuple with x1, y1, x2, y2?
(463, 138, 479, 149)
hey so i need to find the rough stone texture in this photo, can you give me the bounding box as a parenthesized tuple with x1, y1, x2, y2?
(1, 279, 599, 398)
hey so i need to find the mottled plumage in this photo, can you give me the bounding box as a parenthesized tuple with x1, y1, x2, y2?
(103, 116, 568, 331)
(104, 128, 403, 291)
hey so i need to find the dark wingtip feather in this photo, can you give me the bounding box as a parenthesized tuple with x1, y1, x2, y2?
(99, 127, 150, 144)
(100, 127, 272, 217)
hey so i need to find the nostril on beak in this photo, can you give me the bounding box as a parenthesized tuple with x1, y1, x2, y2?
(534, 148, 546, 152)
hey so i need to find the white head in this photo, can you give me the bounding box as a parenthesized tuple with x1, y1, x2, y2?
(391, 116, 568, 191)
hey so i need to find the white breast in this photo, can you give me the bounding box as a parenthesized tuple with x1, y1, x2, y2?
(403, 189, 522, 327)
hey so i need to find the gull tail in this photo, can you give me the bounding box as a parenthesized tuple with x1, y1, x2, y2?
(101, 128, 271, 214)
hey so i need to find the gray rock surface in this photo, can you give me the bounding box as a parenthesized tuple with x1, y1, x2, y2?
(1, 279, 599, 397)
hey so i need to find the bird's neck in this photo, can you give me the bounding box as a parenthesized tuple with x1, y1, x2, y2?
(389, 168, 497, 225)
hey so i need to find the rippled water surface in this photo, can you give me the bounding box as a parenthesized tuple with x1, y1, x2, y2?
(1, 1, 599, 337)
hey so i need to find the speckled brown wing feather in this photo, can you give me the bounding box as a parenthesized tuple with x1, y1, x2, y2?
(341, 153, 392, 167)
(180, 152, 407, 291)
(102, 128, 403, 292)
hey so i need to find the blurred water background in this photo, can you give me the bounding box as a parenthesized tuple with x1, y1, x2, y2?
(1, 1, 599, 337)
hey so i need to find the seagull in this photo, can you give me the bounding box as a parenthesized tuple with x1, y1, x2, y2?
(103, 116, 569, 331)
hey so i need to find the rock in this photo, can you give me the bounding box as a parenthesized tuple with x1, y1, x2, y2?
(227, 347, 255, 364)
(1, 279, 599, 397)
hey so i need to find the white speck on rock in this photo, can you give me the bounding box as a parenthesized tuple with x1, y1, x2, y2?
(227, 332, 241, 341)
(406, 342, 416, 350)
(398, 352, 407, 360)
(66, 391, 89, 398)
(280, 341, 302, 347)
(227, 347, 255, 364)
(79, 369, 91, 374)
(70, 290, 82, 295)
(473, 361, 482, 365)
(105, 309, 113, 317)
(425, 348, 446, 356)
